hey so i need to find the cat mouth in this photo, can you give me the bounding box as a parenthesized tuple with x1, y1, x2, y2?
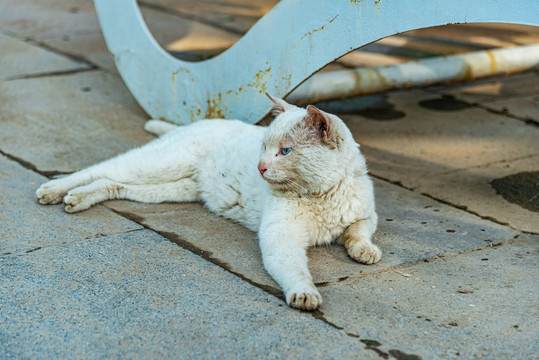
(264, 177, 292, 186)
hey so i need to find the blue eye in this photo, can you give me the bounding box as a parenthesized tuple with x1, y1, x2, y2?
(281, 147, 292, 155)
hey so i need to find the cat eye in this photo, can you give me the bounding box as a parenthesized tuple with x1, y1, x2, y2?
(281, 147, 292, 155)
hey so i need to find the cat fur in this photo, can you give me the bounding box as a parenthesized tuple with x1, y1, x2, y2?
(36, 94, 381, 310)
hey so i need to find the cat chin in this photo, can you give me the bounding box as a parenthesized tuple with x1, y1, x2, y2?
(264, 177, 295, 189)
(264, 178, 290, 186)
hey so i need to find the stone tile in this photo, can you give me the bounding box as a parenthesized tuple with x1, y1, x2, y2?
(480, 94, 539, 122)
(0, 33, 90, 80)
(141, 7, 240, 53)
(144, 0, 278, 34)
(0, 0, 100, 40)
(0, 154, 142, 255)
(318, 235, 539, 359)
(416, 156, 539, 233)
(42, 7, 241, 73)
(105, 179, 518, 290)
(0, 229, 377, 359)
(434, 71, 539, 104)
(339, 90, 539, 189)
(43, 32, 116, 73)
(405, 23, 539, 48)
(0, 71, 154, 173)
(337, 50, 406, 68)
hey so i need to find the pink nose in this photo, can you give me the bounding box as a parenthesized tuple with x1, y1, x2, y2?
(258, 165, 267, 175)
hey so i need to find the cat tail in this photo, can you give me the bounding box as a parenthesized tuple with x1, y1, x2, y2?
(144, 119, 179, 136)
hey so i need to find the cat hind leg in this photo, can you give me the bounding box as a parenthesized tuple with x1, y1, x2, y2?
(343, 213, 381, 265)
(144, 119, 178, 136)
(37, 171, 96, 205)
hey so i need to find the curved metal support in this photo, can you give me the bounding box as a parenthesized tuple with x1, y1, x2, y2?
(94, 0, 539, 124)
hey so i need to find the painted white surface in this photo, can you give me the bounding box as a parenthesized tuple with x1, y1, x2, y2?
(94, 0, 539, 124)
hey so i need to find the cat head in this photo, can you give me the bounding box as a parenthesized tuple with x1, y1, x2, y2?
(257, 94, 359, 195)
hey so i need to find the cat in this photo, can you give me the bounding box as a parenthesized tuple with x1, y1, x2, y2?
(36, 94, 381, 310)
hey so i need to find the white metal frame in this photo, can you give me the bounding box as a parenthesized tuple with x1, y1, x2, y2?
(94, 0, 539, 124)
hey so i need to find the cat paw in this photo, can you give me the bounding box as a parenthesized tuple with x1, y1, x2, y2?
(63, 190, 93, 213)
(36, 180, 68, 205)
(348, 242, 381, 265)
(286, 285, 322, 311)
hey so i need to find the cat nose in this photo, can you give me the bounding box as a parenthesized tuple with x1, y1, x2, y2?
(258, 165, 267, 175)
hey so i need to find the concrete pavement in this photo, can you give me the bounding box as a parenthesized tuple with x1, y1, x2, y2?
(1, 1, 538, 359)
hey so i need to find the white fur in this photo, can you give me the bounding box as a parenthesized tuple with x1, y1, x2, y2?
(36, 98, 380, 310)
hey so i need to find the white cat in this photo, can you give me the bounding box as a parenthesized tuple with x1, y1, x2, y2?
(36, 94, 381, 310)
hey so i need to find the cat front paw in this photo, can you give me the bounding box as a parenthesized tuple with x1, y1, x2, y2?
(348, 242, 381, 265)
(63, 190, 93, 213)
(36, 180, 69, 205)
(286, 284, 322, 311)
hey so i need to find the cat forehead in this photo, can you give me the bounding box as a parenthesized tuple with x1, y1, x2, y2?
(264, 108, 307, 144)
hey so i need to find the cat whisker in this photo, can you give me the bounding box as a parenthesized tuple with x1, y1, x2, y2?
(287, 179, 309, 194)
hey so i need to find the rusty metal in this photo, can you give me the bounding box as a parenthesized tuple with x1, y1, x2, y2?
(93, 0, 539, 124)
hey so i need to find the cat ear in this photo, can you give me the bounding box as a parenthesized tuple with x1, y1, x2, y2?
(266, 93, 295, 115)
(305, 105, 334, 145)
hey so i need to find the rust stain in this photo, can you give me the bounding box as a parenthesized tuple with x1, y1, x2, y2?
(246, 66, 272, 94)
(463, 65, 473, 81)
(485, 50, 497, 74)
(190, 107, 203, 123)
(205, 92, 227, 119)
(300, 14, 339, 41)
(172, 68, 195, 100)
(196, 65, 278, 122)
(171, 68, 193, 82)
(372, 68, 387, 86)
(373, 0, 383, 15)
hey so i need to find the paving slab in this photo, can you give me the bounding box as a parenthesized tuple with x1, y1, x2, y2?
(105, 178, 519, 292)
(415, 155, 539, 233)
(335, 88, 539, 233)
(0, 154, 143, 255)
(0, 71, 154, 173)
(143, 0, 278, 34)
(339, 90, 539, 191)
(0, 33, 90, 81)
(434, 71, 539, 123)
(43, 7, 241, 74)
(434, 71, 539, 104)
(318, 235, 539, 359)
(0, 229, 378, 360)
(479, 94, 539, 122)
(0, 0, 100, 40)
(405, 23, 539, 48)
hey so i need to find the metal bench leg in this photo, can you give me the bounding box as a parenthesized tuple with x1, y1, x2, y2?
(94, 0, 539, 124)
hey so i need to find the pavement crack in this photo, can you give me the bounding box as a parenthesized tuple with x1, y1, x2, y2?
(369, 173, 417, 191)
(438, 154, 539, 176)
(0, 29, 103, 70)
(0, 150, 70, 178)
(106, 207, 284, 299)
(369, 172, 534, 233)
(476, 103, 539, 127)
(24, 246, 42, 254)
(5, 67, 97, 81)
(418, 191, 538, 234)
(312, 310, 422, 359)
